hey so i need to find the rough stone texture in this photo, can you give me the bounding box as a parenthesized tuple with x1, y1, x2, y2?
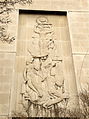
(0, 0, 89, 118)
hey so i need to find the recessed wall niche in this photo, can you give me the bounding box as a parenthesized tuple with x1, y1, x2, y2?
(13, 10, 79, 117)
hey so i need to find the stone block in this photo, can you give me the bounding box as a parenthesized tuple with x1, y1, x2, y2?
(0, 84, 10, 93)
(68, 12, 89, 53)
(0, 94, 9, 105)
(0, 53, 15, 115)
(0, 104, 9, 115)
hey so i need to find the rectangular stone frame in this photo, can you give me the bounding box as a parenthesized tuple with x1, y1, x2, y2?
(10, 10, 79, 117)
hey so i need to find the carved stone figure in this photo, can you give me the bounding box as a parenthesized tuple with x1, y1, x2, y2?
(21, 16, 69, 109)
(30, 16, 54, 57)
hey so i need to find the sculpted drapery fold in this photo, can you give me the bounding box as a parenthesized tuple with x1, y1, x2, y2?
(21, 16, 69, 109)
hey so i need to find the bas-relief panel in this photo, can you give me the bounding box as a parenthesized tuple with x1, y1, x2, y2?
(21, 16, 69, 107)
(15, 13, 78, 117)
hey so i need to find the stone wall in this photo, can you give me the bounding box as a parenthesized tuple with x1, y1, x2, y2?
(0, 0, 89, 118)
(68, 12, 89, 91)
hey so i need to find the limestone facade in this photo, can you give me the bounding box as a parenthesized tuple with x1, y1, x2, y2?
(0, 0, 89, 118)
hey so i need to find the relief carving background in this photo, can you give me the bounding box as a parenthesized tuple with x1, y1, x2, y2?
(21, 16, 69, 108)
(14, 13, 79, 117)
